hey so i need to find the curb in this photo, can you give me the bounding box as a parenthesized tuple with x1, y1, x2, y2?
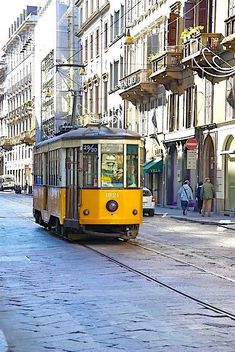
(155, 212, 235, 227)
(0, 331, 8, 352)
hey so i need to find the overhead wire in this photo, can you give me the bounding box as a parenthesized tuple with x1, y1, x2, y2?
(66, 0, 206, 63)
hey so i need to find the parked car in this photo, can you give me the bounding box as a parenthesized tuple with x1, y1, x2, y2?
(143, 187, 156, 216)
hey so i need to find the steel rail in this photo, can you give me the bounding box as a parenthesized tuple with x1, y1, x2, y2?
(82, 243, 235, 321)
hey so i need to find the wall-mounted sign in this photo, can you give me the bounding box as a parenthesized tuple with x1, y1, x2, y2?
(187, 150, 197, 169)
(186, 138, 198, 150)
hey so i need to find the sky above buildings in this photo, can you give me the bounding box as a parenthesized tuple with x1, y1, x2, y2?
(0, 0, 46, 52)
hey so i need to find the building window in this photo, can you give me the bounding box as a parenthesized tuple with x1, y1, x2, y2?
(110, 15, 113, 42)
(226, 76, 235, 120)
(84, 38, 88, 62)
(120, 56, 123, 80)
(229, 0, 235, 16)
(114, 10, 120, 38)
(205, 79, 213, 124)
(90, 33, 94, 60)
(104, 22, 108, 50)
(89, 89, 93, 113)
(96, 28, 99, 56)
(185, 87, 193, 128)
(80, 6, 83, 25)
(90, 0, 94, 14)
(95, 85, 99, 114)
(113, 60, 119, 90)
(183, 0, 213, 33)
(169, 94, 178, 132)
(85, 0, 88, 19)
(103, 81, 108, 114)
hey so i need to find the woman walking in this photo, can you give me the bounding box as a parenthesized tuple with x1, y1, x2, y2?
(178, 180, 194, 215)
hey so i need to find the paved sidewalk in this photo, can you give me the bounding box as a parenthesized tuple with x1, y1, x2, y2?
(155, 205, 235, 228)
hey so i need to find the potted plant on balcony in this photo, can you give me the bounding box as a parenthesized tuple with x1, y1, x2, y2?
(181, 26, 204, 41)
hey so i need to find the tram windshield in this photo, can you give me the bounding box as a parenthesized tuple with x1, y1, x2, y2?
(101, 144, 124, 187)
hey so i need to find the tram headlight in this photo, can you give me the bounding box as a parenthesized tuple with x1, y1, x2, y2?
(83, 209, 90, 215)
(132, 209, 138, 215)
(106, 200, 118, 212)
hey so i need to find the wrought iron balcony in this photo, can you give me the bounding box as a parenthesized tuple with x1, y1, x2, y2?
(119, 69, 158, 104)
(221, 14, 235, 52)
(150, 46, 184, 91)
(182, 32, 222, 65)
(20, 130, 35, 146)
(0, 136, 12, 151)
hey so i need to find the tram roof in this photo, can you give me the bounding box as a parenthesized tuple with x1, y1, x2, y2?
(36, 125, 142, 147)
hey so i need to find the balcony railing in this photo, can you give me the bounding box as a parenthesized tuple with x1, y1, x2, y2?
(120, 69, 152, 90)
(20, 130, 35, 146)
(183, 32, 222, 61)
(151, 46, 183, 75)
(119, 68, 158, 103)
(0, 136, 12, 150)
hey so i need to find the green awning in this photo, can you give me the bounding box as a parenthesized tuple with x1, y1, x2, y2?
(143, 159, 163, 173)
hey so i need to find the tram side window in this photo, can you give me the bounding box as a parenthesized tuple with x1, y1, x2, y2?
(83, 144, 98, 188)
(48, 150, 60, 186)
(127, 145, 138, 188)
(34, 154, 43, 185)
(101, 144, 124, 187)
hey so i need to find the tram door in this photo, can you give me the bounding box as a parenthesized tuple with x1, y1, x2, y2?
(66, 148, 80, 220)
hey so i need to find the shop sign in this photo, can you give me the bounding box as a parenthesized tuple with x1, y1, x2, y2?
(187, 150, 197, 169)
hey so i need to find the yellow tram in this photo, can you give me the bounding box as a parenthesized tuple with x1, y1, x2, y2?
(33, 124, 144, 240)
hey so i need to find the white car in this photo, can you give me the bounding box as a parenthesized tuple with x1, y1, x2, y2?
(143, 187, 156, 216)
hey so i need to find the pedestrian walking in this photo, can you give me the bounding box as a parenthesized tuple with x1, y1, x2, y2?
(196, 181, 203, 214)
(200, 177, 216, 217)
(178, 180, 194, 215)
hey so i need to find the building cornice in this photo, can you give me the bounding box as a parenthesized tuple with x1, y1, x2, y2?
(75, 1, 110, 37)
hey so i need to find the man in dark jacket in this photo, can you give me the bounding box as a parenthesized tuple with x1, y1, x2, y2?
(201, 177, 215, 217)
(196, 181, 203, 214)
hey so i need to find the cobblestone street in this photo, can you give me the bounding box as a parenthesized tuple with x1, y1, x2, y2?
(0, 193, 235, 352)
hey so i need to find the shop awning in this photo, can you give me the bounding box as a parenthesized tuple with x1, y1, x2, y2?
(143, 158, 163, 173)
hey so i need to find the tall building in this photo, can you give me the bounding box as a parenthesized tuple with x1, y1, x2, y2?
(1, 6, 40, 189)
(120, 0, 235, 213)
(34, 0, 80, 141)
(75, 0, 126, 127)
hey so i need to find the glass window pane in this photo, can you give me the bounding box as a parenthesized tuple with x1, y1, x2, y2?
(127, 144, 138, 187)
(83, 144, 98, 187)
(101, 144, 124, 188)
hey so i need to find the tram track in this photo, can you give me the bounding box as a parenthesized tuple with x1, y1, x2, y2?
(131, 239, 235, 283)
(81, 242, 235, 322)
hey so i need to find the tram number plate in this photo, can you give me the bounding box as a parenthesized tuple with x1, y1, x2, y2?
(83, 144, 98, 154)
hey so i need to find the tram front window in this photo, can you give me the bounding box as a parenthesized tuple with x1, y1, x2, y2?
(101, 144, 124, 187)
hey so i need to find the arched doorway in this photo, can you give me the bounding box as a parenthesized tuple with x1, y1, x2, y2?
(166, 145, 177, 205)
(224, 136, 235, 211)
(203, 135, 215, 183)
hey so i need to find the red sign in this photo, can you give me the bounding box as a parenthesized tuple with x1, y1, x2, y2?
(185, 138, 198, 150)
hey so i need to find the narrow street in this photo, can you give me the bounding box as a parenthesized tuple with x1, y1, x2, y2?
(0, 192, 235, 352)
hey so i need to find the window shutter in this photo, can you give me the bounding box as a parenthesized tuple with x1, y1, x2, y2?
(151, 34, 160, 54)
(183, 1, 195, 29)
(167, 13, 178, 46)
(198, 0, 208, 31)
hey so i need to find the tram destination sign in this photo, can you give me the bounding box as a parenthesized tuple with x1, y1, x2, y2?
(83, 144, 98, 154)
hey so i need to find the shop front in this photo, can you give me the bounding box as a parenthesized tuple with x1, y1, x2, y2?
(143, 158, 163, 205)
